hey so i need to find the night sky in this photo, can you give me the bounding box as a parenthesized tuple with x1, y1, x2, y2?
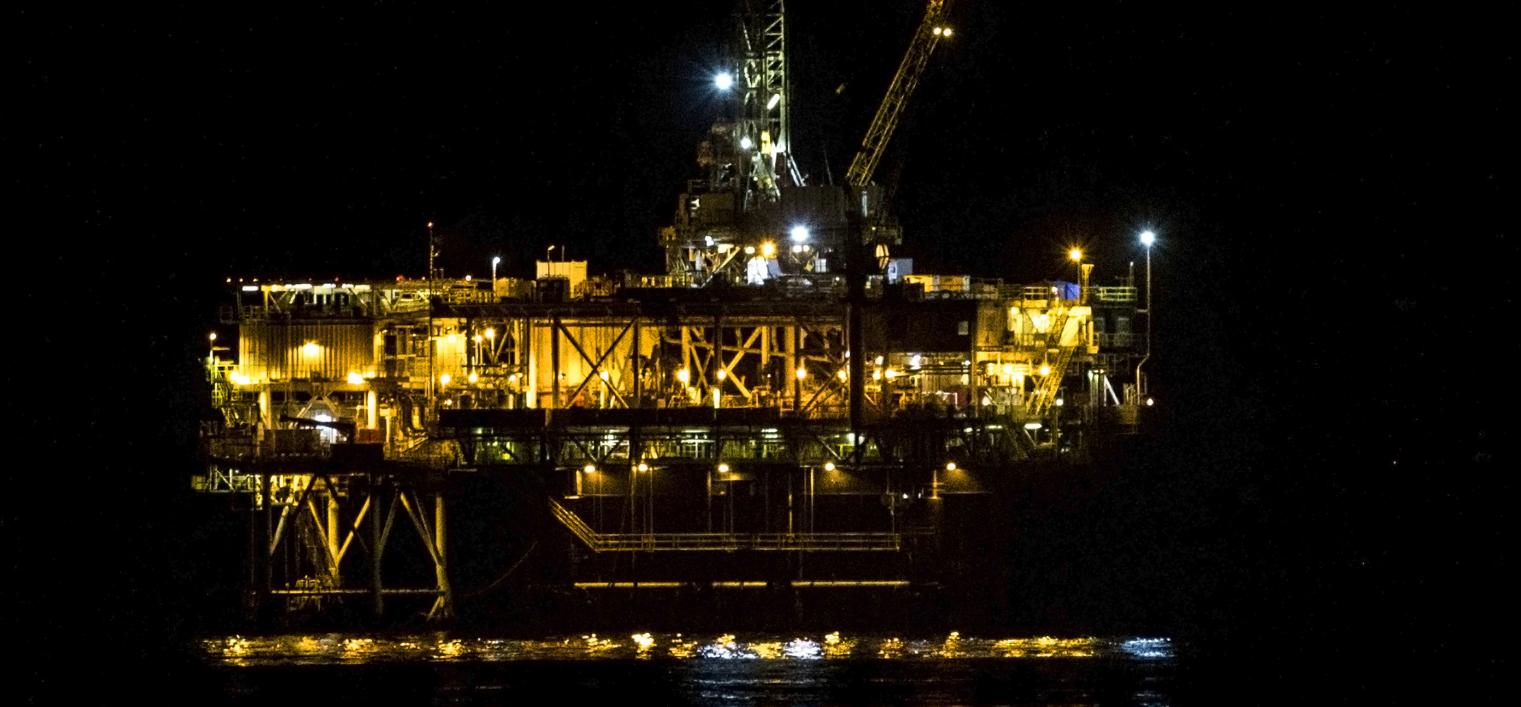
(17, 1, 1512, 699)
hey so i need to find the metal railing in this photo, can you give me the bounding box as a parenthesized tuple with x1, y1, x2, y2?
(1092, 286, 1138, 303)
(549, 498, 903, 552)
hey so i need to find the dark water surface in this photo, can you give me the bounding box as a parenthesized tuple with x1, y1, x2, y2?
(195, 633, 1175, 704)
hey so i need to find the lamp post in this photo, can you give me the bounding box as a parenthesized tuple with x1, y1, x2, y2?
(1067, 247, 1083, 301)
(491, 256, 500, 282)
(1135, 230, 1156, 401)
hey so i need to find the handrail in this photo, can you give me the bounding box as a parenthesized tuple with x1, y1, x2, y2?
(548, 498, 906, 552)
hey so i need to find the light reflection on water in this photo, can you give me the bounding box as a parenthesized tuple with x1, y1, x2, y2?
(204, 632, 1173, 666)
(203, 633, 1177, 705)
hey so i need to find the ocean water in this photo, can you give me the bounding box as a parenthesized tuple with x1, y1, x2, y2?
(195, 632, 1177, 705)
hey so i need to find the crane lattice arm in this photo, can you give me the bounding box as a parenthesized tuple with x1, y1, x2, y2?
(844, 0, 951, 189)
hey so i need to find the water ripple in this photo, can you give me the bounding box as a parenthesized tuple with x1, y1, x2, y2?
(203, 632, 1173, 667)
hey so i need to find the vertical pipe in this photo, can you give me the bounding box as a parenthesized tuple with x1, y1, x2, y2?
(761, 326, 771, 403)
(681, 325, 691, 405)
(971, 335, 979, 419)
(326, 490, 340, 582)
(789, 325, 800, 414)
(632, 317, 642, 407)
(525, 318, 536, 409)
(434, 493, 453, 618)
(260, 473, 273, 594)
(848, 277, 865, 433)
(551, 316, 561, 409)
(250, 473, 268, 618)
(370, 483, 384, 617)
(787, 471, 794, 534)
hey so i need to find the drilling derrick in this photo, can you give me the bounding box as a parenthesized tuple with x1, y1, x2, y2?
(666, 0, 853, 287)
(665, 1, 953, 288)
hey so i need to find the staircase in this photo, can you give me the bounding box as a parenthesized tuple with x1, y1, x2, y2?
(1024, 307, 1077, 419)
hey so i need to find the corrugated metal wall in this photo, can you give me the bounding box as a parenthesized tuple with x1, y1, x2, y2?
(239, 322, 376, 381)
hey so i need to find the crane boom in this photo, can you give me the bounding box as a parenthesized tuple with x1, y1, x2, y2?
(844, 0, 951, 189)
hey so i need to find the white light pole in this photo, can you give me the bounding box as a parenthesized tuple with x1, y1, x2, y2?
(491, 256, 501, 282)
(1068, 247, 1083, 301)
(1135, 230, 1156, 400)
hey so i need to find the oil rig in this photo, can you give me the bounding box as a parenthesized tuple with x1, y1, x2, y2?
(196, 0, 1154, 625)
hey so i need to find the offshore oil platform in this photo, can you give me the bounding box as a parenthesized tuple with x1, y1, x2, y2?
(195, 0, 1155, 626)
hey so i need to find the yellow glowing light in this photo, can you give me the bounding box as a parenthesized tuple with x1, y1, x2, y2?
(208, 332, 217, 342)
(823, 461, 836, 472)
(468, 372, 479, 384)
(744, 245, 756, 255)
(473, 334, 484, 343)
(1068, 247, 1083, 262)
(302, 341, 320, 357)
(795, 367, 807, 380)
(584, 464, 596, 474)
(717, 462, 731, 473)
(874, 356, 885, 365)
(761, 241, 776, 258)
(872, 370, 882, 381)
(637, 462, 649, 473)
(446, 333, 457, 343)
(599, 370, 610, 381)
(676, 369, 690, 385)
(439, 373, 452, 386)
(945, 461, 957, 471)
(347, 372, 364, 385)
(884, 368, 898, 381)
(716, 369, 727, 381)
(1002, 363, 1015, 376)
(484, 328, 495, 339)
(1039, 364, 1052, 376)
(837, 369, 848, 381)
(229, 372, 249, 386)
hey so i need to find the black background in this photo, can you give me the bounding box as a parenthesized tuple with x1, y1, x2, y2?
(14, 1, 1512, 700)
